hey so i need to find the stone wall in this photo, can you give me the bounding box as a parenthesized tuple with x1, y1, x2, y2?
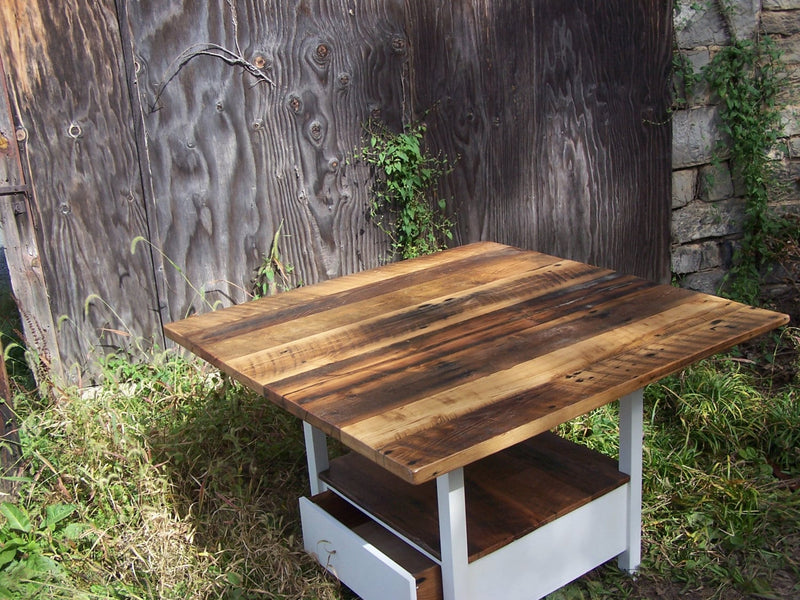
(671, 0, 800, 295)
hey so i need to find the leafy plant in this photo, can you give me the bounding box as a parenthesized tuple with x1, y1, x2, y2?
(0, 502, 86, 598)
(360, 120, 454, 260)
(251, 220, 297, 299)
(671, 50, 700, 110)
(703, 36, 788, 304)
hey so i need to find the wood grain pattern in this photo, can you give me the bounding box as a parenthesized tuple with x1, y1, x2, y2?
(129, 0, 409, 321)
(319, 432, 628, 562)
(0, 57, 62, 377)
(0, 0, 162, 375)
(532, 0, 673, 279)
(405, 0, 673, 282)
(164, 242, 789, 483)
(1, 1, 674, 377)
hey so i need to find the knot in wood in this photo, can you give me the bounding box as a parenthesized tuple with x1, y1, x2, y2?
(391, 37, 406, 53)
(315, 43, 330, 62)
(288, 94, 303, 114)
(253, 55, 267, 69)
(309, 120, 323, 141)
(337, 72, 351, 87)
(68, 123, 82, 138)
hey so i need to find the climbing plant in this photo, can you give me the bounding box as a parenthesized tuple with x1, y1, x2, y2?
(703, 35, 787, 304)
(359, 120, 454, 260)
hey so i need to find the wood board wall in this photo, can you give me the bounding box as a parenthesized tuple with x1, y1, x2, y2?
(0, 0, 672, 378)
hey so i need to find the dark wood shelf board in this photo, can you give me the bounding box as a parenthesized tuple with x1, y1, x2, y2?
(320, 432, 629, 562)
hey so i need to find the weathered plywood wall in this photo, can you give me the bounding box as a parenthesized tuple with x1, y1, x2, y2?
(0, 0, 673, 377)
(128, 0, 409, 322)
(0, 0, 162, 376)
(406, 0, 673, 280)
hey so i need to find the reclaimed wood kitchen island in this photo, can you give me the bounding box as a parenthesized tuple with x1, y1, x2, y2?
(164, 242, 788, 600)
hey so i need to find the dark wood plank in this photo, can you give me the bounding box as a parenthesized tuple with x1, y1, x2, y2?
(531, 0, 673, 280)
(0, 57, 62, 378)
(320, 432, 629, 562)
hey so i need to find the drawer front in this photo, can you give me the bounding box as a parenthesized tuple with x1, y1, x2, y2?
(300, 496, 419, 600)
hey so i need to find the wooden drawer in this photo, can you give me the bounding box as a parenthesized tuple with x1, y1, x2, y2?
(300, 491, 442, 600)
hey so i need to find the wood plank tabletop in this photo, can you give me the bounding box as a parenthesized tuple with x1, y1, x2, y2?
(164, 242, 789, 484)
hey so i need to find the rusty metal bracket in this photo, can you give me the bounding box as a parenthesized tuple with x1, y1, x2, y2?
(0, 183, 29, 196)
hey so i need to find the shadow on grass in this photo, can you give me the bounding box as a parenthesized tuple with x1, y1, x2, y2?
(145, 371, 353, 599)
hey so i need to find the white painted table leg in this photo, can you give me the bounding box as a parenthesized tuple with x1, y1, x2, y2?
(618, 389, 644, 573)
(437, 468, 470, 600)
(303, 422, 329, 495)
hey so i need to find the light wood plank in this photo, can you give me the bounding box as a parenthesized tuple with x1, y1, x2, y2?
(164, 243, 789, 484)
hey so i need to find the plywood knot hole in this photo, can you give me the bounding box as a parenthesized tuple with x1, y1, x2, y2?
(288, 94, 303, 114)
(315, 43, 331, 62)
(309, 121, 323, 141)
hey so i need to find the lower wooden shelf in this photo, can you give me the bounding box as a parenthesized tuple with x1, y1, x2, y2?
(320, 432, 629, 562)
(301, 432, 630, 600)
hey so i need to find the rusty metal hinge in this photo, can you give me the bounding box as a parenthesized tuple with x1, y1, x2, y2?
(0, 183, 29, 196)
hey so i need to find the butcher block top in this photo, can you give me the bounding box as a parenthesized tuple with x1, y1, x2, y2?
(164, 242, 789, 484)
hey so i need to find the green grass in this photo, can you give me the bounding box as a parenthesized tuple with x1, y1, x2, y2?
(554, 355, 800, 599)
(1, 337, 798, 599)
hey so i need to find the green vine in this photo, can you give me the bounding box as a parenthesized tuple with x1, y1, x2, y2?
(360, 120, 454, 260)
(671, 50, 700, 111)
(703, 35, 786, 304)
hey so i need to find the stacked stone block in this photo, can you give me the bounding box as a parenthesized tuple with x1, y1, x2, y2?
(671, 0, 800, 294)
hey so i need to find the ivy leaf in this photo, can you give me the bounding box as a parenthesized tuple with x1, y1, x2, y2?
(0, 504, 30, 534)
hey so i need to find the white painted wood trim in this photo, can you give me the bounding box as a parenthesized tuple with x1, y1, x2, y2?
(299, 497, 417, 600)
(617, 389, 644, 573)
(437, 468, 470, 600)
(467, 484, 629, 600)
(303, 422, 329, 495)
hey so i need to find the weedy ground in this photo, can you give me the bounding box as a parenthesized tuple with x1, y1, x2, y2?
(0, 323, 798, 599)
